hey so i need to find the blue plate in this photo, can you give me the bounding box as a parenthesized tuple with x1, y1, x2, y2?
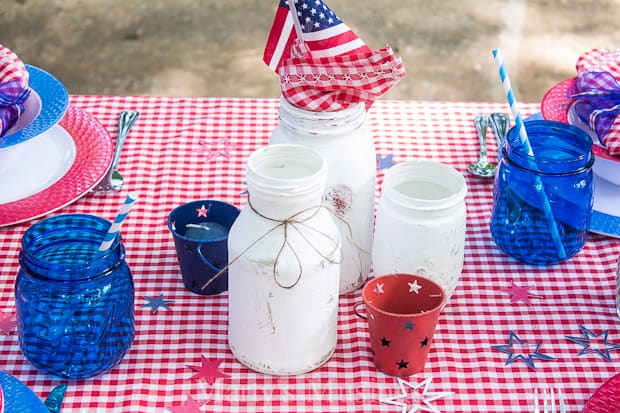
(0, 65, 69, 148)
(0, 371, 49, 413)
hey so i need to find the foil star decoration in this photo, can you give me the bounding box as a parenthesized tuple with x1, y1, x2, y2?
(198, 137, 237, 161)
(376, 153, 395, 170)
(491, 331, 555, 370)
(167, 395, 208, 413)
(142, 294, 173, 313)
(500, 280, 543, 305)
(187, 355, 229, 384)
(380, 376, 453, 413)
(0, 313, 16, 335)
(565, 325, 620, 362)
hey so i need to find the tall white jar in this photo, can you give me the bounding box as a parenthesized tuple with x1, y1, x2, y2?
(372, 160, 467, 297)
(270, 97, 375, 294)
(227, 144, 341, 375)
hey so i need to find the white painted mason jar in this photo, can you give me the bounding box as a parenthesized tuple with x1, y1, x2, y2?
(270, 97, 375, 294)
(372, 160, 467, 297)
(227, 144, 341, 375)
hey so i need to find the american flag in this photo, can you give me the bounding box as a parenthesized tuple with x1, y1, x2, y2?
(263, 0, 371, 73)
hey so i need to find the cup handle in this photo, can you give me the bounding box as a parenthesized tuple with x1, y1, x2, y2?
(196, 243, 222, 271)
(353, 302, 367, 320)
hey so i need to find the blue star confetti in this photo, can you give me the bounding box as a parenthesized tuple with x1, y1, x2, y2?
(376, 153, 395, 170)
(142, 294, 174, 314)
(491, 331, 555, 370)
(565, 325, 620, 362)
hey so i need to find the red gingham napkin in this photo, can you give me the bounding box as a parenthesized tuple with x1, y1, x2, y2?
(279, 46, 406, 112)
(572, 48, 620, 155)
(0, 45, 30, 137)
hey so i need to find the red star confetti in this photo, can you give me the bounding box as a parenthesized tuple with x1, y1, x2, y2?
(187, 355, 229, 384)
(166, 394, 208, 413)
(198, 137, 237, 161)
(380, 376, 453, 413)
(0, 313, 16, 335)
(196, 204, 209, 218)
(501, 280, 542, 305)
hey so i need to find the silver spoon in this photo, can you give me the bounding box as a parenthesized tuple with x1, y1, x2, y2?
(94, 110, 139, 191)
(489, 112, 510, 162)
(468, 114, 497, 178)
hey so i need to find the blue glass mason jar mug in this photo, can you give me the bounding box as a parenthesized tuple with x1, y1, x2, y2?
(490, 120, 594, 265)
(15, 214, 135, 379)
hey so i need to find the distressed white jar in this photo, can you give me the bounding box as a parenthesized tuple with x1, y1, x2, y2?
(227, 144, 341, 375)
(372, 160, 467, 298)
(270, 97, 375, 294)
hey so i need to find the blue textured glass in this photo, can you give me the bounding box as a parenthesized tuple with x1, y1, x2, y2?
(15, 214, 134, 379)
(490, 120, 594, 265)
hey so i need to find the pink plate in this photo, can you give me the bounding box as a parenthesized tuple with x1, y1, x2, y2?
(582, 372, 620, 413)
(0, 105, 113, 227)
(541, 77, 619, 162)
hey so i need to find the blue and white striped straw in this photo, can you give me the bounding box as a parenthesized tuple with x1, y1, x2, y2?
(492, 49, 566, 259)
(98, 191, 138, 252)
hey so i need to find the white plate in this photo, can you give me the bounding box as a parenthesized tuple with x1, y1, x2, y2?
(590, 174, 620, 238)
(0, 124, 76, 204)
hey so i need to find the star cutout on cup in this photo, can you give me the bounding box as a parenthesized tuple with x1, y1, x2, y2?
(381, 336, 391, 347)
(420, 337, 429, 347)
(196, 204, 210, 218)
(141, 294, 173, 314)
(376, 153, 395, 171)
(198, 137, 237, 161)
(397, 359, 409, 369)
(500, 280, 542, 305)
(166, 394, 209, 413)
(565, 325, 620, 362)
(491, 331, 555, 370)
(187, 355, 229, 384)
(379, 376, 453, 413)
(403, 320, 415, 331)
(0, 313, 16, 335)
(408, 280, 421, 294)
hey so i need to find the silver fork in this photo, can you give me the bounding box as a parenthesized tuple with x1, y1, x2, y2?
(533, 388, 567, 413)
(94, 110, 139, 191)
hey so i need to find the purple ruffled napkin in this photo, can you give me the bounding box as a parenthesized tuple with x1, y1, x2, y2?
(0, 45, 30, 137)
(570, 48, 620, 156)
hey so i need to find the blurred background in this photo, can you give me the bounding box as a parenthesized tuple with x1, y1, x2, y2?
(2, 0, 619, 102)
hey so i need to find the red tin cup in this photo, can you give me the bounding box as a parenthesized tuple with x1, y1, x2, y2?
(355, 273, 446, 376)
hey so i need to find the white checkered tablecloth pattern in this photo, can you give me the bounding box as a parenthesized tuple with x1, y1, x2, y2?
(0, 96, 619, 412)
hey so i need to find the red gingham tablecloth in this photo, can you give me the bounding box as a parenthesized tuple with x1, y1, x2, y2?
(0, 96, 619, 412)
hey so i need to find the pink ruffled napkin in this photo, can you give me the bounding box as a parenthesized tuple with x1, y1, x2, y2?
(263, 0, 405, 112)
(0, 45, 30, 137)
(570, 48, 620, 155)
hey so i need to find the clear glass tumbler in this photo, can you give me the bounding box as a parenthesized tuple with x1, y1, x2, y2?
(490, 120, 594, 265)
(15, 214, 135, 379)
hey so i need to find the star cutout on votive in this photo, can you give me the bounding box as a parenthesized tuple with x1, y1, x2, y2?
(196, 203, 210, 218)
(408, 280, 421, 294)
(141, 294, 173, 314)
(0, 313, 16, 335)
(379, 376, 454, 413)
(187, 355, 229, 384)
(500, 280, 542, 305)
(491, 331, 555, 370)
(403, 320, 415, 331)
(376, 153, 395, 171)
(420, 337, 429, 347)
(397, 359, 409, 369)
(381, 336, 391, 347)
(166, 394, 209, 413)
(198, 137, 237, 161)
(374, 282, 385, 294)
(565, 325, 620, 362)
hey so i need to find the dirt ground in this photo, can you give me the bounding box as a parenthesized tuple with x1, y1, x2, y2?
(2, 0, 620, 103)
